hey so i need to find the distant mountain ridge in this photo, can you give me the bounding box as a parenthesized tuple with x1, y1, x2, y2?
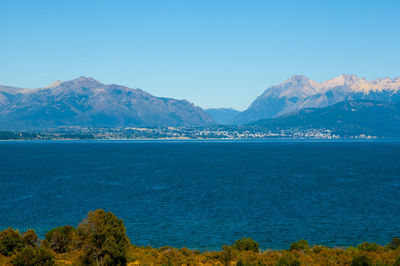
(232, 74, 400, 124)
(205, 108, 241, 125)
(252, 100, 400, 137)
(0, 77, 214, 130)
(3, 74, 400, 135)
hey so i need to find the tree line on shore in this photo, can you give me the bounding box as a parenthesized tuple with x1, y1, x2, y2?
(1, 209, 400, 265)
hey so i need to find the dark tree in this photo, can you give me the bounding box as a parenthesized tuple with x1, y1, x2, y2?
(0, 228, 24, 256)
(289, 240, 309, 251)
(78, 209, 130, 265)
(44, 225, 76, 253)
(22, 229, 38, 248)
(231, 237, 260, 253)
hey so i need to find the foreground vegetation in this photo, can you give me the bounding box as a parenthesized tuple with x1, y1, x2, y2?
(1, 210, 400, 265)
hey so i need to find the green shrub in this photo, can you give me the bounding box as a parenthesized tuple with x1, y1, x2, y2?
(219, 244, 236, 265)
(0, 228, 24, 256)
(275, 255, 301, 266)
(231, 238, 260, 253)
(312, 245, 327, 253)
(11, 247, 54, 266)
(289, 240, 309, 251)
(22, 229, 38, 248)
(78, 209, 130, 265)
(346, 246, 359, 253)
(44, 225, 76, 253)
(180, 247, 193, 257)
(357, 242, 379, 252)
(351, 254, 372, 266)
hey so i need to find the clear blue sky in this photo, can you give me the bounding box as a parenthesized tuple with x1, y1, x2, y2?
(1, 0, 399, 110)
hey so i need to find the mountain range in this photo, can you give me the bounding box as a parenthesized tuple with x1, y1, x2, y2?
(1, 74, 400, 137)
(232, 74, 400, 124)
(0, 77, 214, 130)
(252, 100, 400, 137)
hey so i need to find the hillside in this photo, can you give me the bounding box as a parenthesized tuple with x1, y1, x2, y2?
(233, 75, 400, 124)
(0, 77, 214, 130)
(252, 101, 400, 137)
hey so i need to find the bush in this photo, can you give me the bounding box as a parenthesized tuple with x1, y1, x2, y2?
(219, 244, 236, 265)
(0, 228, 24, 256)
(22, 229, 38, 248)
(44, 225, 76, 253)
(78, 209, 130, 265)
(357, 242, 379, 252)
(386, 237, 400, 250)
(11, 247, 54, 266)
(275, 255, 301, 266)
(289, 240, 309, 251)
(346, 246, 359, 253)
(312, 245, 327, 253)
(351, 254, 372, 266)
(231, 238, 260, 253)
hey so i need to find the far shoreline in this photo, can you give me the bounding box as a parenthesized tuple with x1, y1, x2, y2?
(1, 138, 399, 142)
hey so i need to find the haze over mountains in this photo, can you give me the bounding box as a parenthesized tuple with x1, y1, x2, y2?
(205, 108, 240, 125)
(0, 77, 213, 130)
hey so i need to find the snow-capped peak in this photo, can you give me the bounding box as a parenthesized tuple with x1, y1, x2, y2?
(45, 80, 63, 89)
(321, 74, 362, 88)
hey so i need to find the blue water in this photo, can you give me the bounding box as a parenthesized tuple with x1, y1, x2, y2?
(0, 140, 400, 250)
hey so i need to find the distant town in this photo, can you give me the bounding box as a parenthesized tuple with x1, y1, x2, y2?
(0, 126, 377, 140)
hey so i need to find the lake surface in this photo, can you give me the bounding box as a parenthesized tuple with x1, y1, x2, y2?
(0, 140, 399, 250)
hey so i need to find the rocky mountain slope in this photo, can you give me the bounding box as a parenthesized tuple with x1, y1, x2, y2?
(0, 77, 214, 130)
(232, 74, 400, 124)
(252, 100, 400, 137)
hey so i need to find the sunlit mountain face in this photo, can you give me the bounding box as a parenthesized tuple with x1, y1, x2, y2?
(0, 76, 214, 130)
(232, 74, 400, 124)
